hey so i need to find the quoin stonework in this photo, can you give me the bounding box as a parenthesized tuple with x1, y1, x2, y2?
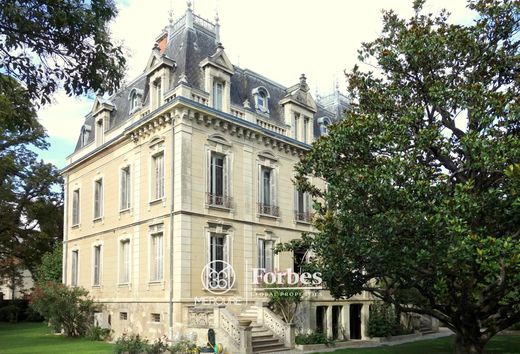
(61, 3, 371, 353)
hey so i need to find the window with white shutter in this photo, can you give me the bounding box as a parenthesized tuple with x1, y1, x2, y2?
(93, 179, 103, 219)
(150, 231, 163, 281)
(120, 166, 131, 210)
(120, 240, 130, 284)
(93, 245, 102, 286)
(151, 152, 164, 201)
(71, 250, 79, 286)
(72, 189, 80, 226)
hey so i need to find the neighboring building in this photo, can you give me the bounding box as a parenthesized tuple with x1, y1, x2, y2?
(0, 269, 34, 300)
(62, 5, 371, 352)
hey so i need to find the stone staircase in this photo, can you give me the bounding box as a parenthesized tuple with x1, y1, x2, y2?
(237, 306, 290, 354)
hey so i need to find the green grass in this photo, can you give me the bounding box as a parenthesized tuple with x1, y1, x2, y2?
(0, 322, 114, 354)
(318, 335, 520, 354)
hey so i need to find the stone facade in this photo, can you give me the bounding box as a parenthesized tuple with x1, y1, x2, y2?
(62, 5, 370, 350)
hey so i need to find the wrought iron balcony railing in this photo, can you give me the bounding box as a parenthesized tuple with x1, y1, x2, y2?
(257, 203, 280, 217)
(207, 193, 233, 209)
(294, 210, 314, 223)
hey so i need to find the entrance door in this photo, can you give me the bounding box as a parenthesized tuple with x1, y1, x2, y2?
(316, 306, 326, 334)
(349, 304, 362, 340)
(332, 306, 342, 339)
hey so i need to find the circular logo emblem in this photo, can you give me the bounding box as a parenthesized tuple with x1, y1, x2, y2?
(201, 260, 235, 294)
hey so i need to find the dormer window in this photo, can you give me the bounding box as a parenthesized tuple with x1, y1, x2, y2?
(81, 125, 91, 147)
(128, 88, 143, 114)
(318, 117, 332, 135)
(213, 80, 224, 111)
(252, 87, 270, 115)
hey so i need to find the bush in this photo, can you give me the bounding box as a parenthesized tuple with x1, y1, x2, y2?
(167, 338, 199, 353)
(295, 331, 333, 346)
(86, 325, 112, 341)
(30, 281, 101, 337)
(368, 302, 401, 337)
(114, 334, 176, 354)
(0, 299, 42, 323)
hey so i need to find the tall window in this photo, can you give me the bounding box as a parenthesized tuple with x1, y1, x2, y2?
(120, 166, 131, 210)
(303, 117, 309, 143)
(207, 233, 230, 289)
(130, 92, 138, 111)
(120, 240, 130, 284)
(261, 167, 272, 206)
(150, 231, 163, 281)
(93, 245, 102, 286)
(155, 80, 162, 108)
(257, 239, 274, 272)
(94, 179, 103, 219)
(72, 189, 80, 226)
(71, 250, 79, 286)
(213, 81, 223, 110)
(295, 190, 311, 222)
(152, 152, 164, 200)
(208, 152, 230, 207)
(294, 114, 300, 140)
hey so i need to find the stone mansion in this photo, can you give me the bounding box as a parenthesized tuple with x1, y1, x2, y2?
(62, 4, 371, 353)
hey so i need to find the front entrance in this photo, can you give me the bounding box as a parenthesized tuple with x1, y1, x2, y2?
(349, 304, 362, 340)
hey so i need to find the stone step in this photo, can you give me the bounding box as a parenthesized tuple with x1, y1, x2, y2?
(252, 341, 287, 352)
(252, 336, 280, 345)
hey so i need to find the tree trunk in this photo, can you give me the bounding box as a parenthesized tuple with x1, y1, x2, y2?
(453, 332, 484, 354)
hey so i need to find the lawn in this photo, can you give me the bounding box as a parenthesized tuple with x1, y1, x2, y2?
(1, 323, 518, 354)
(0, 322, 114, 354)
(318, 335, 520, 354)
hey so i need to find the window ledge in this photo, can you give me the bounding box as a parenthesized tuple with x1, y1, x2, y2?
(119, 208, 132, 214)
(93, 217, 104, 223)
(294, 219, 312, 225)
(71, 224, 81, 229)
(206, 204, 233, 212)
(118, 283, 131, 287)
(149, 198, 165, 205)
(258, 213, 280, 220)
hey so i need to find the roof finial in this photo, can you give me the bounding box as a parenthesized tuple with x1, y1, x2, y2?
(168, 9, 174, 25)
(186, 0, 192, 10)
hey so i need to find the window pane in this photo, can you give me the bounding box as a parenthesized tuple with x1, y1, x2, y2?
(71, 251, 78, 286)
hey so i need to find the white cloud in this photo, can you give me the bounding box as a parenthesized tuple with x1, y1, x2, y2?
(37, 91, 93, 143)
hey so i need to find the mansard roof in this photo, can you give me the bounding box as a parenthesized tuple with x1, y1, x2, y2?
(74, 10, 346, 152)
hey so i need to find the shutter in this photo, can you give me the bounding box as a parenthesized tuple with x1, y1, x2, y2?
(159, 154, 164, 198)
(257, 239, 264, 268)
(265, 241, 273, 272)
(223, 155, 228, 198)
(270, 169, 276, 207)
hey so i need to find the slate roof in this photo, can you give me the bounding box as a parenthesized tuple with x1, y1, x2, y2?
(74, 12, 347, 152)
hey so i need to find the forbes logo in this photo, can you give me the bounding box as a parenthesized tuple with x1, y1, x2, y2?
(252, 268, 322, 288)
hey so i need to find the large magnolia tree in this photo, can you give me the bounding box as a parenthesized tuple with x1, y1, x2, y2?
(292, 1, 519, 353)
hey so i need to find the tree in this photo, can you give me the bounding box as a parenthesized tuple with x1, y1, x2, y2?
(31, 282, 101, 337)
(292, 1, 519, 353)
(0, 74, 63, 278)
(34, 245, 63, 285)
(0, 0, 126, 106)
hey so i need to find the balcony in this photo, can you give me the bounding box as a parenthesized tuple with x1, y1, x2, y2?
(207, 193, 233, 209)
(257, 203, 280, 217)
(294, 210, 314, 223)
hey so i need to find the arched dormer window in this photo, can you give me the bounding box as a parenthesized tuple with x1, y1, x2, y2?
(128, 88, 143, 114)
(317, 117, 332, 135)
(81, 125, 91, 147)
(252, 87, 270, 115)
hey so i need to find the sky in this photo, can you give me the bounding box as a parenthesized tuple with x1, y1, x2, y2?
(36, 0, 474, 168)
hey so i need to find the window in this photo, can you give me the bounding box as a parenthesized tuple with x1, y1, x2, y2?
(150, 231, 163, 281)
(257, 239, 274, 272)
(120, 312, 128, 321)
(258, 166, 278, 216)
(72, 189, 80, 226)
(213, 81, 223, 110)
(293, 247, 308, 273)
(155, 80, 162, 108)
(93, 245, 102, 286)
(208, 152, 231, 207)
(252, 87, 270, 114)
(120, 166, 131, 210)
(94, 179, 103, 219)
(207, 233, 231, 289)
(303, 117, 309, 143)
(81, 125, 90, 146)
(71, 250, 79, 286)
(151, 152, 164, 200)
(130, 92, 138, 111)
(294, 114, 299, 140)
(151, 313, 161, 323)
(318, 117, 331, 135)
(120, 240, 130, 284)
(95, 118, 104, 145)
(295, 190, 312, 222)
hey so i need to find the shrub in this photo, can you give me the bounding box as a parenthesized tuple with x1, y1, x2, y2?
(86, 325, 112, 341)
(30, 281, 101, 337)
(114, 334, 175, 354)
(295, 331, 333, 346)
(263, 282, 303, 323)
(167, 338, 199, 353)
(368, 302, 401, 337)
